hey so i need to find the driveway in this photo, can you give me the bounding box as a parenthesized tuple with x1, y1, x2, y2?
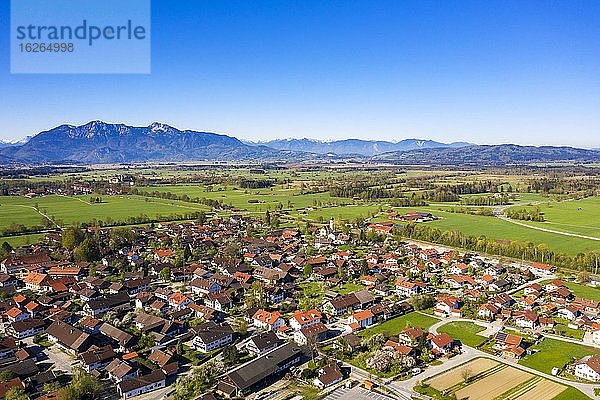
(45, 344, 78, 373)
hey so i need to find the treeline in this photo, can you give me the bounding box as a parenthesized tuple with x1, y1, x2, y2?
(443, 181, 509, 194)
(446, 207, 495, 216)
(330, 184, 391, 200)
(0, 220, 52, 236)
(238, 178, 274, 189)
(422, 189, 460, 202)
(397, 222, 599, 273)
(70, 210, 206, 228)
(389, 196, 428, 207)
(527, 177, 600, 195)
(460, 194, 510, 206)
(0, 178, 130, 196)
(0, 210, 207, 238)
(504, 207, 545, 222)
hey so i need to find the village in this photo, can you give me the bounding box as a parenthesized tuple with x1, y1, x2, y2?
(0, 213, 599, 400)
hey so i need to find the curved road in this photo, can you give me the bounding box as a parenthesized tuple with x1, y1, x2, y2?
(494, 204, 600, 241)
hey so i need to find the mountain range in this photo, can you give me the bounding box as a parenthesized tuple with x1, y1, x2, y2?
(0, 121, 285, 164)
(246, 138, 470, 156)
(372, 144, 600, 165)
(1, 121, 599, 166)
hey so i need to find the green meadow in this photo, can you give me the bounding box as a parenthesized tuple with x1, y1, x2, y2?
(506, 197, 600, 238)
(390, 206, 598, 255)
(0, 194, 209, 228)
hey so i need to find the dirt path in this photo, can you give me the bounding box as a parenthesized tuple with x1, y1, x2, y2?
(14, 204, 59, 228)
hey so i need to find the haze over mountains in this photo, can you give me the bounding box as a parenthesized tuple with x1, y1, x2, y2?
(0, 121, 599, 166)
(246, 138, 471, 156)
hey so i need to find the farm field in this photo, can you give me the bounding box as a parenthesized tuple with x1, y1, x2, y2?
(437, 321, 487, 347)
(519, 338, 600, 375)
(454, 364, 531, 400)
(427, 358, 498, 391)
(422, 358, 575, 400)
(139, 184, 351, 213)
(505, 197, 600, 238)
(359, 312, 439, 338)
(0, 194, 209, 229)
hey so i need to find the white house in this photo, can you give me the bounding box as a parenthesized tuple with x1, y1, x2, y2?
(253, 309, 286, 331)
(575, 355, 600, 381)
(289, 309, 322, 331)
(117, 370, 166, 399)
(192, 321, 233, 352)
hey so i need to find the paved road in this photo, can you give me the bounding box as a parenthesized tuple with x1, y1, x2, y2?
(324, 386, 396, 400)
(506, 274, 556, 295)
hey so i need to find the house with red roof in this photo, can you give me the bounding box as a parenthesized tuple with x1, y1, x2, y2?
(430, 333, 455, 355)
(347, 310, 375, 330)
(289, 309, 322, 331)
(168, 292, 193, 311)
(252, 309, 285, 331)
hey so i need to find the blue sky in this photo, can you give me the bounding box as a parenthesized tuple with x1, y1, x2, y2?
(1, 0, 599, 147)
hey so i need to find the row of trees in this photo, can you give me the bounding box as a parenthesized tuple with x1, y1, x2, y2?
(504, 207, 545, 222)
(397, 222, 600, 273)
(446, 207, 494, 216)
(460, 194, 510, 206)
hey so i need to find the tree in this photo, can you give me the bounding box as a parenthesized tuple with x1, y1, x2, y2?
(158, 267, 171, 282)
(577, 271, 590, 284)
(410, 294, 435, 311)
(222, 345, 243, 366)
(62, 227, 84, 249)
(0, 369, 16, 382)
(5, 387, 28, 400)
(0, 241, 13, 258)
(138, 333, 156, 349)
(183, 244, 192, 261)
(173, 360, 225, 400)
(58, 368, 102, 400)
(233, 318, 248, 335)
(461, 367, 473, 383)
(75, 237, 100, 262)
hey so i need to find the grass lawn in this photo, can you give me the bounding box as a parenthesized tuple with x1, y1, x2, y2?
(563, 282, 600, 302)
(360, 312, 440, 338)
(554, 317, 585, 340)
(332, 281, 365, 294)
(551, 387, 591, 400)
(0, 233, 46, 247)
(437, 321, 487, 347)
(520, 338, 600, 375)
